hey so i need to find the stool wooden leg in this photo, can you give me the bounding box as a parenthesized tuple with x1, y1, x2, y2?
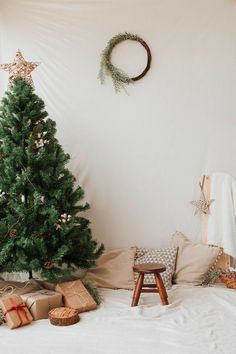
(131, 273, 144, 307)
(154, 273, 169, 305)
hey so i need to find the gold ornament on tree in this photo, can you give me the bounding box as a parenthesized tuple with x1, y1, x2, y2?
(0, 50, 39, 87)
(191, 177, 214, 215)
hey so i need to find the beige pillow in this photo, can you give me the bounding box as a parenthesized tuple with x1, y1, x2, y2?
(171, 231, 221, 285)
(85, 248, 135, 289)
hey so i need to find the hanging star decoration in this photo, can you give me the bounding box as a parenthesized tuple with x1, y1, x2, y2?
(0, 50, 39, 87)
(191, 180, 214, 215)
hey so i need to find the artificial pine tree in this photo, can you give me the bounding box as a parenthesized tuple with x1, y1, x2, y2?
(0, 53, 104, 280)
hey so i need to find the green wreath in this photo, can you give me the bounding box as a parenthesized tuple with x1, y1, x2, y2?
(99, 32, 151, 92)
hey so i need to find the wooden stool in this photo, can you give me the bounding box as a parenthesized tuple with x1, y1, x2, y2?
(131, 263, 169, 306)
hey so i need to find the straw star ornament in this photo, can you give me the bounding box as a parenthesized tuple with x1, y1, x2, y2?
(0, 50, 39, 87)
(190, 181, 214, 215)
(191, 195, 214, 215)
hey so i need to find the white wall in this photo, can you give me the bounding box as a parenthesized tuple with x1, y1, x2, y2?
(0, 0, 236, 248)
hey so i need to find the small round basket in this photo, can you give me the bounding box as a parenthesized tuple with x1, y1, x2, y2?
(220, 271, 236, 289)
(49, 307, 80, 326)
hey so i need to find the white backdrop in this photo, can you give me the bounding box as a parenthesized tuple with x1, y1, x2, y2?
(0, 0, 236, 248)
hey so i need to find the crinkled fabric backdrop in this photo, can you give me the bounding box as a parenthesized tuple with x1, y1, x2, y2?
(0, 0, 236, 248)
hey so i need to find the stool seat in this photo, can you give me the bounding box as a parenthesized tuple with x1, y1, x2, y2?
(131, 262, 169, 307)
(133, 263, 166, 274)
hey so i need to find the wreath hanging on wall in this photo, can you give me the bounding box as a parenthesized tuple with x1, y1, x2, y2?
(98, 32, 152, 92)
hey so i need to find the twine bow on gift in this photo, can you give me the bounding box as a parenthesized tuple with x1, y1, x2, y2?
(66, 290, 88, 307)
(4, 298, 30, 327)
(65, 282, 88, 307)
(0, 281, 32, 297)
(24, 290, 56, 311)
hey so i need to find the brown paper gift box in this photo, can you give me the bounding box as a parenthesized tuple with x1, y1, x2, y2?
(21, 289, 63, 320)
(0, 294, 33, 329)
(56, 280, 97, 313)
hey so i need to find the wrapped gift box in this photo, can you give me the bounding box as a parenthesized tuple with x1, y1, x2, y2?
(56, 280, 97, 313)
(0, 294, 33, 329)
(21, 289, 63, 320)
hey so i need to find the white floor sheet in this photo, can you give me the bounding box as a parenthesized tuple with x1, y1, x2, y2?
(1, 285, 236, 354)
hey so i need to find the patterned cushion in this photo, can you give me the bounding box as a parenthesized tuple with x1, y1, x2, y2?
(134, 247, 177, 290)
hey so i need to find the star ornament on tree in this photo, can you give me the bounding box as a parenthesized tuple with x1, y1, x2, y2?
(0, 50, 39, 87)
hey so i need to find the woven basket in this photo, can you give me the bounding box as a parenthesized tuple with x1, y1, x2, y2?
(49, 307, 80, 326)
(220, 271, 236, 289)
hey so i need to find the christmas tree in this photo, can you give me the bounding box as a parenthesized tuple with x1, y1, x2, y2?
(0, 51, 104, 280)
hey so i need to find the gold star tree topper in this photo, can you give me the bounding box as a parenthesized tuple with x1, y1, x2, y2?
(0, 50, 39, 87)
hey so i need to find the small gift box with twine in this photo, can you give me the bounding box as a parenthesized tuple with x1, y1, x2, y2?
(56, 280, 97, 313)
(21, 289, 63, 320)
(0, 294, 33, 329)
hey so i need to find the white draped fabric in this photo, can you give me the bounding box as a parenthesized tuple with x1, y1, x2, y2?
(208, 173, 236, 258)
(1, 286, 236, 354)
